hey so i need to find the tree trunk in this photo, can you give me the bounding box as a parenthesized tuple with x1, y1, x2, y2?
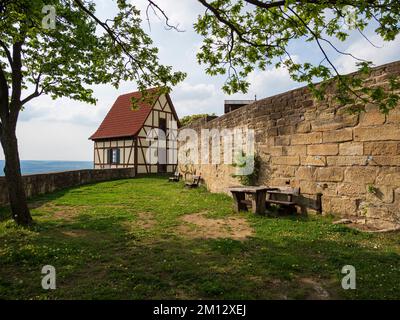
(0, 122, 32, 226)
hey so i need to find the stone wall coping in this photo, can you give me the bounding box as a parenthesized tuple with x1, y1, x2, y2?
(204, 60, 400, 127)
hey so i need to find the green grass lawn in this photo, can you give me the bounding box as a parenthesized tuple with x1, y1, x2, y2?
(0, 175, 399, 300)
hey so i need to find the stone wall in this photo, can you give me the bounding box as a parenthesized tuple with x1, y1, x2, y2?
(180, 61, 400, 224)
(0, 168, 136, 206)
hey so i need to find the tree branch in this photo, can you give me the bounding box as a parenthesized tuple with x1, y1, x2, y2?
(73, 0, 156, 79)
(9, 41, 23, 122)
(0, 39, 12, 66)
(0, 62, 9, 120)
(287, 6, 366, 101)
(243, 0, 381, 9)
(243, 0, 286, 9)
(10, 42, 22, 101)
(21, 72, 43, 106)
(146, 0, 184, 32)
(197, 0, 277, 49)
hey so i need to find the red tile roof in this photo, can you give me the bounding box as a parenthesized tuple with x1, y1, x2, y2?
(89, 88, 160, 140)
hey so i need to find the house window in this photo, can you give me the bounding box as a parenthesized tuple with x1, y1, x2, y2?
(158, 118, 167, 173)
(108, 148, 120, 164)
(159, 117, 167, 133)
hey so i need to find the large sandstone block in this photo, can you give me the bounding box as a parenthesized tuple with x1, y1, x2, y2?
(311, 114, 358, 131)
(278, 125, 295, 136)
(266, 127, 278, 137)
(337, 183, 367, 196)
(375, 168, 400, 186)
(304, 110, 316, 121)
(359, 110, 386, 126)
(301, 156, 326, 166)
(366, 185, 394, 204)
(269, 177, 292, 186)
(368, 156, 400, 166)
(311, 120, 342, 131)
(316, 182, 338, 197)
(354, 125, 400, 141)
(302, 99, 314, 108)
(335, 111, 360, 127)
(282, 145, 307, 156)
(299, 180, 318, 194)
(327, 156, 368, 166)
(265, 137, 275, 146)
(273, 165, 296, 177)
(271, 155, 300, 165)
(295, 167, 316, 180)
(363, 142, 399, 155)
(344, 166, 377, 184)
(259, 145, 283, 156)
(307, 143, 339, 156)
(296, 121, 311, 133)
(277, 118, 288, 126)
(387, 108, 400, 124)
(291, 132, 322, 145)
(270, 112, 283, 120)
(339, 142, 363, 155)
(322, 196, 358, 215)
(275, 136, 291, 146)
(316, 167, 344, 182)
(323, 129, 353, 143)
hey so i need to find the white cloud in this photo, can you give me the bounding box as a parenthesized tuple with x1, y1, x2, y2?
(0, 120, 94, 161)
(246, 65, 300, 99)
(173, 82, 216, 101)
(171, 82, 221, 116)
(170, 65, 301, 118)
(335, 34, 400, 74)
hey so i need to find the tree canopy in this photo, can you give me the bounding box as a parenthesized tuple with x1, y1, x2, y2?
(0, 0, 185, 113)
(180, 113, 217, 126)
(191, 0, 400, 112)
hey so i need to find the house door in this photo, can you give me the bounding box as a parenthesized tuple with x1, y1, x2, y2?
(158, 118, 167, 173)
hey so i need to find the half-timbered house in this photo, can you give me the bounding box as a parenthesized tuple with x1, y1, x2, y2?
(89, 88, 179, 174)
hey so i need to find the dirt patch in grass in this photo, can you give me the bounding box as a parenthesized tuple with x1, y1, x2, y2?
(60, 229, 92, 238)
(51, 227, 113, 243)
(298, 277, 331, 300)
(177, 212, 253, 240)
(30, 202, 87, 221)
(247, 276, 332, 300)
(124, 212, 157, 230)
(138, 212, 157, 229)
(51, 206, 86, 221)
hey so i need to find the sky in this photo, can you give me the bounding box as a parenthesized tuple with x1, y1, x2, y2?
(1, 0, 399, 161)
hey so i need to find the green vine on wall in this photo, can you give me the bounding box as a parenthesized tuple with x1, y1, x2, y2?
(178, 148, 196, 180)
(231, 151, 261, 186)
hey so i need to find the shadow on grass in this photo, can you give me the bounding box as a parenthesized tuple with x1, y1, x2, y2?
(0, 176, 399, 299)
(1, 216, 399, 300)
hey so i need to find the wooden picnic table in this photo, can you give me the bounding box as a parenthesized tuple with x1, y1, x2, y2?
(228, 186, 279, 214)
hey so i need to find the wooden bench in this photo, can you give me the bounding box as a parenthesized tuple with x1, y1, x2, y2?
(185, 175, 201, 188)
(168, 172, 181, 182)
(266, 187, 300, 213)
(229, 186, 279, 215)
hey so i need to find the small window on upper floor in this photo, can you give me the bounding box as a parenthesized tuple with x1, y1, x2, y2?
(159, 118, 167, 134)
(108, 148, 120, 164)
